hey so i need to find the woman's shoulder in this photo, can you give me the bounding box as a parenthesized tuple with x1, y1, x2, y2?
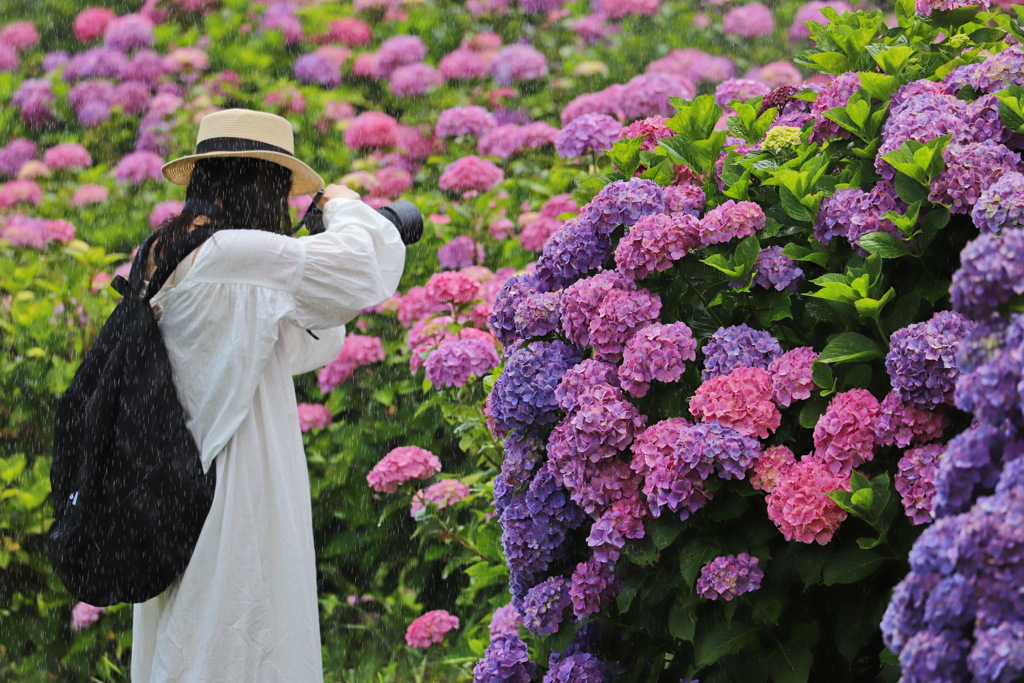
(187, 228, 303, 290)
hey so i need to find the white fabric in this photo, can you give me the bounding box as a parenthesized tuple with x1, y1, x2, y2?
(131, 198, 405, 683)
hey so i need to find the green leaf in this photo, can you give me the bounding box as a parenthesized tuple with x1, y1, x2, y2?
(606, 135, 645, 178)
(648, 516, 686, 550)
(859, 72, 900, 101)
(872, 45, 915, 75)
(822, 548, 884, 586)
(858, 232, 910, 258)
(784, 243, 829, 268)
(780, 186, 815, 223)
(799, 397, 829, 427)
(803, 51, 850, 74)
(695, 621, 760, 667)
(817, 332, 886, 364)
(668, 598, 699, 642)
(892, 172, 929, 205)
(767, 641, 814, 683)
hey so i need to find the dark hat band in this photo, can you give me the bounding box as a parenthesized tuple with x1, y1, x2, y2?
(195, 136, 293, 156)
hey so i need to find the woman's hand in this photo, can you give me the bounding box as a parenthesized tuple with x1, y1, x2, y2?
(319, 183, 360, 208)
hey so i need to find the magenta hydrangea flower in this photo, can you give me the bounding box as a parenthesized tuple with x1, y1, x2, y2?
(812, 388, 880, 477)
(0, 23, 39, 52)
(405, 609, 459, 648)
(559, 270, 633, 347)
(103, 13, 154, 51)
(569, 555, 619, 620)
(702, 324, 782, 381)
(478, 124, 524, 159)
(293, 52, 342, 87)
(810, 72, 862, 143)
(559, 382, 647, 462)
(148, 200, 184, 229)
(436, 105, 497, 138)
(877, 391, 950, 448)
(970, 45, 1024, 94)
(896, 443, 943, 525)
(619, 115, 673, 152)
(587, 496, 647, 563)
(715, 78, 771, 108)
(317, 334, 386, 393)
(439, 47, 490, 80)
(411, 478, 471, 517)
(752, 246, 804, 291)
(488, 603, 522, 637)
(930, 140, 1022, 215)
(514, 290, 562, 339)
(555, 359, 620, 414)
(616, 72, 696, 120)
(519, 216, 562, 253)
(70, 184, 108, 206)
(617, 322, 697, 397)
(389, 63, 441, 96)
(886, 311, 973, 408)
(598, 0, 659, 18)
(425, 338, 499, 387)
(689, 366, 782, 439)
(424, 270, 484, 306)
(74, 7, 116, 43)
(0, 179, 42, 208)
(914, 0, 989, 15)
(766, 455, 851, 544)
(662, 184, 705, 217)
(367, 446, 442, 493)
(375, 34, 427, 78)
(555, 113, 622, 159)
(0, 138, 36, 177)
(699, 199, 765, 246)
(696, 553, 764, 600)
(114, 151, 164, 185)
(491, 44, 548, 85)
(326, 17, 372, 46)
(438, 155, 504, 195)
(71, 602, 105, 631)
(723, 3, 775, 37)
(972, 172, 1024, 234)
(297, 403, 332, 432)
(767, 346, 817, 407)
(438, 235, 485, 270)
(588, 286, 662, 362)
(789, 0, 853, 40)
(749, 444, 797, 493)
(614, 212, 701, 281)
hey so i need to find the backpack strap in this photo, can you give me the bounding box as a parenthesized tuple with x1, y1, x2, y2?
(112, 227, 219, 302)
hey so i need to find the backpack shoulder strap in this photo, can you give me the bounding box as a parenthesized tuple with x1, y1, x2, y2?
(111, 227, 219, 302)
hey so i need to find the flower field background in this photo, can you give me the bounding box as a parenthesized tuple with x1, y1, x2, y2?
(3, 0, 1024, 681)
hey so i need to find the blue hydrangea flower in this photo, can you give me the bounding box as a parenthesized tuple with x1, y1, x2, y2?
(701, 324, 782, 381)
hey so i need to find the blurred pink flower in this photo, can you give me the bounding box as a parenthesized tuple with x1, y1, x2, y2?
(367, 446, 441, 493)
(325, 17, 372, 46)
(789, 0, 853, 41)
(317, 334, 386, 393)
(0, 21, 39, 51)
(751, 61, 803, 88)
(411, 479, 470, 516)
(723, 3, 775, 37)
(262, 85, 306, 114)
(91, 271, 113, 293)
(71, 602, 105, 631)
(0, 214, 47, 249)
(0, 138, 37, 177)
(297, 403, 332, 432)
(597, 0, 659, 19)
(70, 184, 109, 206)
(44, 143, 92, 171)
(17, 160, 49, 180)
(47, 219, 76, 243)
(74, 7, 117, 43)
(0, 179, 42, 208)
(149, 200, 184, 229)
(115, 151, 164, 185)
(104, 14, 155, 51)
(438, 155, 504, 195)
(424, 270, 483, 306)
(390, 63, 441, 96)
(404, 609, 459, 648)
(164, 47, 209, 72)
(344, 111, 400, 149)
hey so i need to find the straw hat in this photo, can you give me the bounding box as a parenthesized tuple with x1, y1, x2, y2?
(161, 108, 324, 196)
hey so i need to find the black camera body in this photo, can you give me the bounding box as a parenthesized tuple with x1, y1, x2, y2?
(295, 191, 423, 246)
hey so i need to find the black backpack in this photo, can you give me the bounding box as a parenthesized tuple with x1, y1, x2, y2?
(46, 226, 218, 606)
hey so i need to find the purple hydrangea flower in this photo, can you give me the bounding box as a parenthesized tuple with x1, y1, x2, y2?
(968, 621, 1024, 682)
(114, 150, 164, 184)
(424, 338, 500, 388)
(767, 346, 817, 407)
(814, 183, 903, 249)
(714, 78, 770, 108)
(932, 422, 1007, 517)
(876, 92, 967, 180)
(930, 141, 1022, 214)
(491, 44, 548, 85)
(514, 291, 562, 339)
(972, 172, 1024, 234)
(696, 553, 764, 600)
(586, 497, 646, 563)
(569, 555, 619, 620)
(559, 270, 634, 348)
(752, 245, 803, 291)
(294, 52, 342, 87)
(877, 391, 950, 448)
(490, 340, 583, 432)
(500, 493, 572, 605)
(556, 359, 621, 413)
(0, 138, 37, 177)
(559, 382, 647, 462)
(588, 286, 662, 362)
(810, 72, 862, 143)
(438, 235, 485, 270)
(897, 443, 944, 525)
(954, 345, 1023, 426)
(614, 72, 695, 120)
(617, 322, 697, 397)
(390, 63, 442, 96)
(543, 652, 608, 682)
(899, 629, 970, 682)
(701, 324, 782, 381)
(13, 78, 54, 127)
(376, 35, 428, 77)
(534, 216, 614, 289)
(473, 633, 537, 682)
(583, 179, 665, 234)
(104, 14, 154, 51)
(699, 200, 766, 246)
(951, 231, 1024, 320)
(555, 113, 622, 159)
(970, 45, 1024, 94)
(662, 183, 705, 217)
(886, 311, 974, 408)
(489, 273, 543, 347)
(630, 418, 713, 520)
(520, 576, 571, 635)
(439, 47, 490, 80)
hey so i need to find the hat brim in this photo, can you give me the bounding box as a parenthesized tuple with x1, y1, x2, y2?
(161, 150, 325, 197)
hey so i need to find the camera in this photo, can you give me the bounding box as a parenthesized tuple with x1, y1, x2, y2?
(295, 191, 423, 246)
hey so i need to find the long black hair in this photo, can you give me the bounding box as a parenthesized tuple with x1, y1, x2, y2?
(150, 156, 293, 272)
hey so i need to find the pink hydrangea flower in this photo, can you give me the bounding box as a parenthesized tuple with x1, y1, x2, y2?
(367, 446, 441, 493)
(618, 321, 697, 397)
(410, 478, 471, 516)
(519, 216, 562, 252)
(71, 602, 105, 630)
(812, 388, 880, 477)
(0, 179, 41, 208)
(424, 337, 499, 387)
(488, 603, 522, 637)
(766, 455, 851, 544)
(876, 391, 949, 448)
(630, 417, 713, 520)
(344, 111, 400, 149)
(699, 199, 765, 246)
(689, 366, 781, 439)
(325, 17, 372, 46)
(895, 442, 942, 525)
(297, 403, 332, 432)
(405, 609, 459, 648)
(723, 3, 775, 37)
(74, 8, 117, 43)
(47, 219, 75, 243)
(438, 155, 504, 195)
(789, 0, 853, 41)
(317, 334, 386, 393)
(614, 212, 701, 280)
(103, 13, 155, 51)
(767, 346, 817, 407)
(749, 444, 797, 493)
(1, 21, 39, 50)
(70, 183, 108, 206)
(397, 285, 446, 327)
(597, 0, 659, 18)
(424, 270, 483, 306)
(115, 151, 164, 185)
(589, 286, 662, 362)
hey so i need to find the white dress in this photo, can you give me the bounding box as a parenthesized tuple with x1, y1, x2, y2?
(131, 198, 406, 683)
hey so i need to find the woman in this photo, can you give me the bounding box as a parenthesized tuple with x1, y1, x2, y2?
(131, 108, 406, 682)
